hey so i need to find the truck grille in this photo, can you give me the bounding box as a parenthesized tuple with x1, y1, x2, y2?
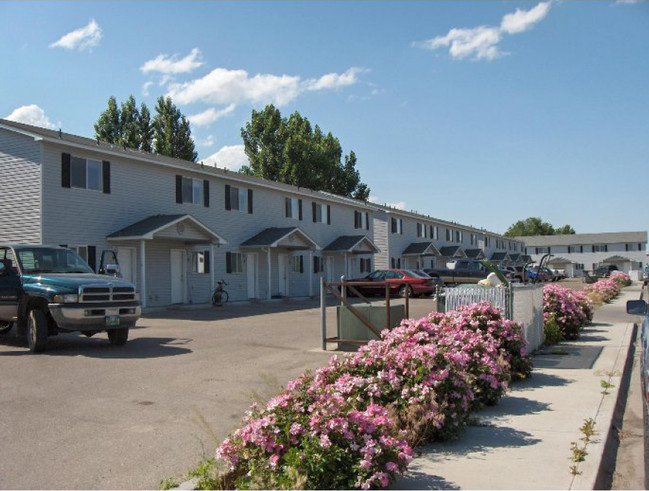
(79, 285, 137, 303)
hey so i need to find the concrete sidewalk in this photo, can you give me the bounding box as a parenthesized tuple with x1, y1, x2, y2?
(394, 284, 643, 490)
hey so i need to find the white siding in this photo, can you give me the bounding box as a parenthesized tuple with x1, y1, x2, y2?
(0, 130, 41, 243)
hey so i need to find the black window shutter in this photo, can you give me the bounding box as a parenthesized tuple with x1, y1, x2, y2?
(87, 246, 97, 272)
(61, 153, 71, 188)
(327, 205, 331, 225)
(59, 244, 68, 248)
(225, 184, 231, 210)
(313, 256, 318, 274)
(298, 200, 303, 221)
(176, 175, 183, 203)
(354, 211, 360, 229)
(285, 198, 291, 217)
(312, 202, 317, 222)
(203, 180, 210, 207)
(247, 189, 253, 214)
(365, 212, 370, 230)
(226, 252, 232, 274)
(204, 250, 210, 273)
(102, 161, 111, 194)
(299, 255, 304, 274)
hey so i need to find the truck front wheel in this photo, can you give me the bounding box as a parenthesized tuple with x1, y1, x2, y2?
(27, 309, 48, 353)
(107, 328, 129, 346)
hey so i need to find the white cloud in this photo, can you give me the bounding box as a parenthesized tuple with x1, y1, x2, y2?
(187, 104, 236, 127)
(369, 196, 406, 210)
(417, 26, 503, 61)
(414, 2, 551, 61)
(166, 66, 365, 107)
(142, 81, 154, 97)
(5, 105, 57, 129)
(49, 19, 102, 52)
(197, 135, 215, 147)
(305, 67, 368, 91)
(501, 2, 551, 34)
(203, 145, 248, 171)
(140, 47, 204, 75)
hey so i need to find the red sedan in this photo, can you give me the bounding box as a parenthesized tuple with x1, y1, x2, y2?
(347, 269, 441, 298)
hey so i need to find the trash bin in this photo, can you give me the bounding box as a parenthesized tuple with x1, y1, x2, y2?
(337, 302, 406, 351)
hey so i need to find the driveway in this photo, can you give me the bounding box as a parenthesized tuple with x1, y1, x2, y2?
(0, 297, 435, 489)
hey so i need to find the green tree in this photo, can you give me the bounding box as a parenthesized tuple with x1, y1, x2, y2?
(153, 96, 197, 162)
(241, 105, 370, 200)
(138, 103, 153, 153)
(504, 217, 576, 237)
(120, 95, 140, 149)
(94, 96, 120, 144)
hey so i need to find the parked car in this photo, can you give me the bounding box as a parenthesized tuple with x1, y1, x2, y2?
(498, 267, 521, 283)
(347, 269, 440, 298)
(595, 264, 618, 278)
(424, 259, 489, 285)
(552, 269, 567, 281)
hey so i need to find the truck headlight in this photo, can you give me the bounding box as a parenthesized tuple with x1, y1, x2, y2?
(53, 294, 79, 303)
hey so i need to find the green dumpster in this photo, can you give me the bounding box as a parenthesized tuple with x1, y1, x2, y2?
(337, 302, 406, 351)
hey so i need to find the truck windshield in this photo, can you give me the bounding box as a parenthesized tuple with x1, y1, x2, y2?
(16, 248, 94, 274)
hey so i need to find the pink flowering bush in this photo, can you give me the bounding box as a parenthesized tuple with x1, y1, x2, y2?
(610, 271, 632, 288)
(543, 284, 593, 340)
(215, 303, 531, 489)
(585, 278, 620, 304)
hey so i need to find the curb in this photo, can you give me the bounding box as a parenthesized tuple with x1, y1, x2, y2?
(570, 319, 637, 489)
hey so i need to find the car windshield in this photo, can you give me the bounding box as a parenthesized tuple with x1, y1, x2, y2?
(16, 248, 94, 274)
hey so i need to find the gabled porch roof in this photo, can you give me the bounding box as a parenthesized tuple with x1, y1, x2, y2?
(240, 227, 320, 251)
(464, 248, 486, 259)
(490, 252, 510, 262)
(323, 235, 380, 254)
(402, 241, 440, 256)
(106, 214, 227, 244)
(439, 246, 466, 258)
(602, 255, 632, 264)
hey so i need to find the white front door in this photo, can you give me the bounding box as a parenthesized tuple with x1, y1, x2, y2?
(278, 253, 288, 297)
(246, 253, 257, 299)
(116, 247, 136, 284)
(170, 249, 186, 304)
(325, 256, 334, 283)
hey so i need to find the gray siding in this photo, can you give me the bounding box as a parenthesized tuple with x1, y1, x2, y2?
(0, 129, 41, 243)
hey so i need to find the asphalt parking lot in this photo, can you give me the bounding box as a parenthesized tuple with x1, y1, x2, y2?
(0, 297, 434, 489)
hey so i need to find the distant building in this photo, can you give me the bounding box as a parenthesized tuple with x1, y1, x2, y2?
(516, 232, 647, 277)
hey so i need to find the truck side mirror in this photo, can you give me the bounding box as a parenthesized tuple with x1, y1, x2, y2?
(102, 263, 121, 276)
(626, 300, 648, 316)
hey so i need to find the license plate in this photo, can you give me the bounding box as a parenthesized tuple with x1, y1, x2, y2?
(105, 315, 120, 327)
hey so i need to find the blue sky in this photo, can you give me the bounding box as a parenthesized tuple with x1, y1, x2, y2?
(2, 1, 648, 236)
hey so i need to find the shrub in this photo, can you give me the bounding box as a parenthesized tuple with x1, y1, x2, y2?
(543, 284, 592, 340)
(215, 304, 531, 489)
(610, 271, 632, 288)
(543, 313, 564, 346)
(585, 278, 620, 304)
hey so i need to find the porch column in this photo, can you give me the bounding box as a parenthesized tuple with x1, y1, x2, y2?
(139, 240, 147, 309)
(308, 250, 313, 297)
(210, 243, 216, 298)
(344, 252, 349, 278)
(267, 248, 272, 300)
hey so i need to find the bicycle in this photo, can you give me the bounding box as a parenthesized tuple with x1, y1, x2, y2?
(211, 279, 229, 306)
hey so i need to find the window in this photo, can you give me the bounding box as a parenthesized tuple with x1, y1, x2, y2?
(568, 245, 583, 253)
(455, 230, 462, 243)
(312, 203, 331, 224)
(445, 229, 451, 241)
(354, 211, 370, 230)
(360, 257, 372, 273)
(417, 223, 428, 238)
(175, 175, 209, 206)
(285, 197, 302, 220)
(593, 244, 608, 252)
(226, 252, 243, 273)
(576, 263, 585, 270)
(390, 257, 401, 269)
(313, 256, 325, 274)
(432, 226, 439, 240)
(391, 217, 403, 234)
(292, 255, 304, 273)
(62, 153, 110, 193)
(225, 185, 252, 213)
(470, 234, 476, 246)
(535, 247, 550, 254)
(191, 251, 210, 274)
(485, 237, 490, 248)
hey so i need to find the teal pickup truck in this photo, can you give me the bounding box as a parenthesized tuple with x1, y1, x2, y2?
(0, 244, 141, 353)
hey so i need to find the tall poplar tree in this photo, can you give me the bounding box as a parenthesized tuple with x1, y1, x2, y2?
(94, 96, 120, 144)
(153, 96, 197, 162)
(241, 104, 370, 200)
